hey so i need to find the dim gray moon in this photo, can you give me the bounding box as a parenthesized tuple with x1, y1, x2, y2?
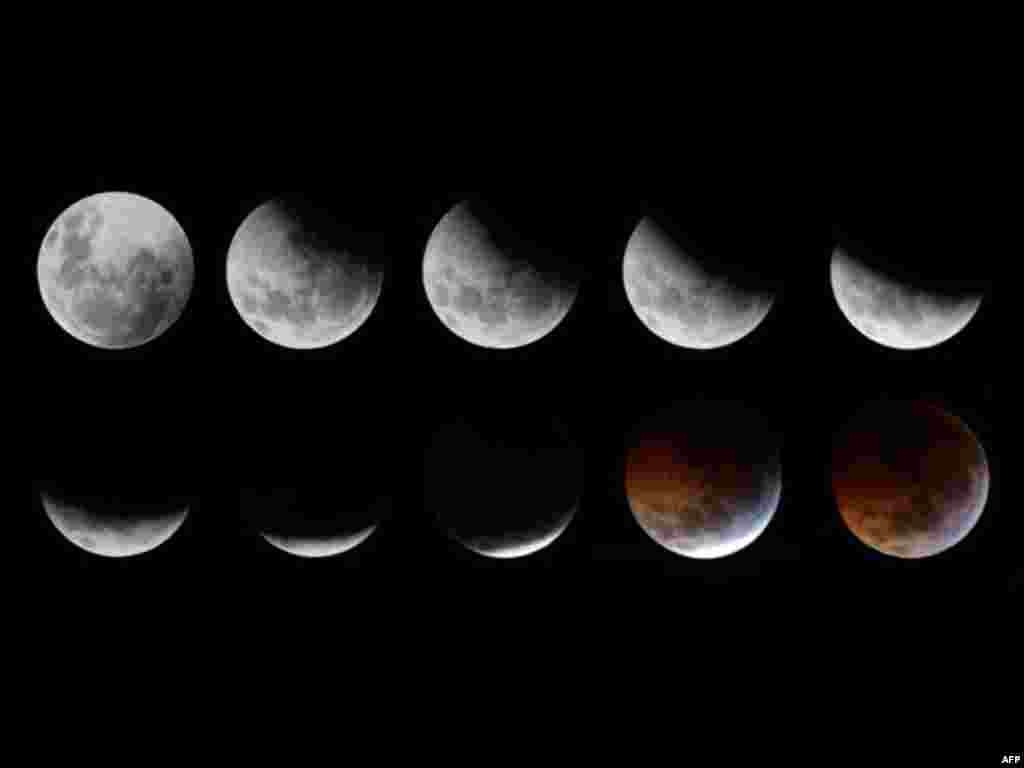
(458, 503, 577, 560)
(622, 217, 774, 349)
(830, 248, 983, 349)
(422, 201, 577, 349)
(41, 494, 188, 558)
(260, 525, 378, 558)
(37, 192, 194, 349)
(226, 200, 384, 349)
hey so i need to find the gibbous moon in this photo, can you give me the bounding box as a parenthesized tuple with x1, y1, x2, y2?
(422, 201, 578, 349)
(41, 493, 188, 558)
(832, 401, 989, 559)
(830, 247, 983, 349)
(227, 198, 385, 349)
(625, 400, 781, 559)
(622, 217, 775, 349)
(37, 192, 194, 349)
(424, 409, 582, 559)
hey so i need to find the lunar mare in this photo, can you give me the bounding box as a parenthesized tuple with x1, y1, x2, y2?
(42, 495, 187, 558)
(623, 217, 774, 349)
(625, 401, 781, 559)
(37, 192, 194, 349)
(227, 200, 383, 349)
(830, 248, 982, 349)
(422, 202, 577, 349)
(832, 401, 989, 559)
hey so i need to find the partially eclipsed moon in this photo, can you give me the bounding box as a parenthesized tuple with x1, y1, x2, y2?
(461, 503, 577, 559)
(41, 494, 188, 558)
(261, 525, 377, 558)
(622, 217, 775, 349)
(422, 201, 578, 349)
(830, 248, 982, 349)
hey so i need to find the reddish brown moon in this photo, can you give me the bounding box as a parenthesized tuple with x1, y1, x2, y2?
(624, 400, 781, 559)
(832, 401, 989, 559)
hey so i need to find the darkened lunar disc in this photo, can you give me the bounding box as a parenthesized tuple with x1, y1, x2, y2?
(424, 409, 582, 559)
(832, 400, 989, 559)
(624, 399, 781, 559)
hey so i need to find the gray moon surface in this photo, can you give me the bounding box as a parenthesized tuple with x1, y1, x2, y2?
(37, 192, 194, 349)
(41, 494, 188, 558)
(261, 526, 377, 558)
(227, 200, 384, 349)
(622, 217, 775, 349)
(459, 503, 578, 560)
(830, 248, 983, 349)
(422, 201, 578, 349)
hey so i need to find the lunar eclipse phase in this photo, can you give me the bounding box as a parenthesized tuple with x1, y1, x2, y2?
(226, 195, 386, 349)
(831, 400, 989, 559)
(38, 478, 190, 558)
(423, 408, 582, 559)
(422, 198, 580, 349)
(624, 400, 782, 559)
(622, 213, 777, 349)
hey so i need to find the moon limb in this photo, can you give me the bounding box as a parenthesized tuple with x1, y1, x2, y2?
(622, 217, 774, 350)
(260, 525, 378, 558)
(830, 248, 982, 349)
(41, 494, 188, 558)
(422, 202, 577, 349)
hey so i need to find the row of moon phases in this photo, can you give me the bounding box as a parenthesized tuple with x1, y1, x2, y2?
(39, 400, 990, 562)
(36, 192, 986, 351)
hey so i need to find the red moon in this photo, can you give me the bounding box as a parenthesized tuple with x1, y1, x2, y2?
(832, 401, 989, 559)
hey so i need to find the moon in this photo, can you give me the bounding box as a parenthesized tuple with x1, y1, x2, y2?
(41, 493, 188, 558)
(424, 410, 582, 559)
(830, 247, 983, 349)
(832, 400, 989, 559)
(622, 217, 775, 349)
(422, 201, 578, 349)
(243, 484, 387, 560)
(261, 527, 378, 558)
(625, 400, 781, 559)
(37, 192, 194, 349)
(227, 198, 384, 349)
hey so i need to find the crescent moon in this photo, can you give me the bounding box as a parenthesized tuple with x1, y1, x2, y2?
(260, 525, 378, 558)
(460, 503, 578, 560)
(41, 493, 188, 558)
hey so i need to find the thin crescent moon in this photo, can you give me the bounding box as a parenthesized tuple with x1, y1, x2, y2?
(260, 525, 378, 558)
(462, 503, 578, 560)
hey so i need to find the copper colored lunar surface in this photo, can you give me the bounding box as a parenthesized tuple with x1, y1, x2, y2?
(832, 401, 989, 559)
(624, 401, 781, 559)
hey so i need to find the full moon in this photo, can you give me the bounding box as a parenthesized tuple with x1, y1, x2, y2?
(41, 493, 188, 558)
(622, 216, 775, 349)
(625, 400, 781, 559)
(226, 198, 385, 349)
(832, 400, 989, 559)
(422, 201, 578, 349)
(424, 409, 582, 559)
(37, 192, 194, 349)
(830, 247, 983, 349)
